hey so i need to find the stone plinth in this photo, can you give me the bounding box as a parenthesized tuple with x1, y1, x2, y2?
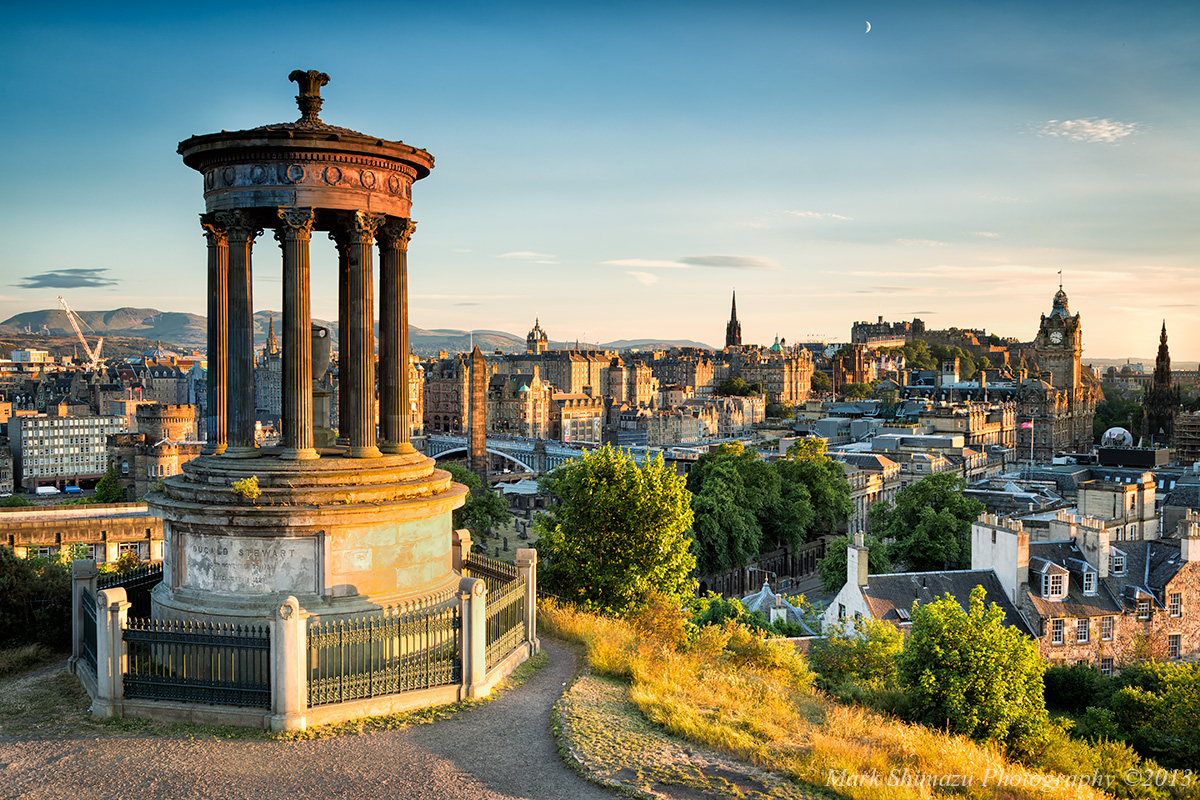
(148, 449, 466, 623)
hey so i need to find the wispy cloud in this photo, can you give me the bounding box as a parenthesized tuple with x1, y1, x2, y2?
(1034, 118, 1140, 143)
(680, 255, 781, 270)
(497, 251, 558, 264)
(627, 271, 660, 286)
(784, 210, 853, 221)
(17, 268, 118, 289)
(896, 239, 948, 247)
(969, 231, 1001, 238)
(603, 259, 689, 269)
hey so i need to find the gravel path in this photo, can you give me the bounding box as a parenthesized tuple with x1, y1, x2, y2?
(0, 640, 617, 800)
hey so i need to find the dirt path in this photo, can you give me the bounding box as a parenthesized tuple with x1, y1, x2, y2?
(0, 640, 617, 800)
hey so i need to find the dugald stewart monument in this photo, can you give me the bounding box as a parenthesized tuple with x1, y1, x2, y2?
(71, 70, 538, 732)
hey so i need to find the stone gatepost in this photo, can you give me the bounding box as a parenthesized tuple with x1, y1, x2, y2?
(69, 559, 97, 677)
(92, 587, 130, 719)
(515, 548, 539, 653)
(452, 529, 472, 572)
(458, 576, 487, 698)
(270, 596, 308, 732)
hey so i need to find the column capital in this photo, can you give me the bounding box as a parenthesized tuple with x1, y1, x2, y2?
(200, 213, 227, 246)
(274, 207, 315, 245)
(214, 209, 263, 243)
(378, 217, 416, 251)
(338, 210, 386, 245)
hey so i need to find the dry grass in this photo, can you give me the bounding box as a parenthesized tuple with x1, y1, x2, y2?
(0, 644, 60, 679)
(541, 600, 1109, 800)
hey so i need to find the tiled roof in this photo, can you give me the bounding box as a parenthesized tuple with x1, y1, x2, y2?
(861, 569, 1034, 637)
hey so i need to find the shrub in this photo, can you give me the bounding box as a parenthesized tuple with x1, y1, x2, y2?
(0, 547, 71, 648)
(1044, 662, 1115, 713)
(231, 475, 261, 500)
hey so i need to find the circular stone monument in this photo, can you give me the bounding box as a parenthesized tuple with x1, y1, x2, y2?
(150, 70, 466, 623)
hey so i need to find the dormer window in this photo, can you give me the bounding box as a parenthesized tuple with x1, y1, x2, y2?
(1043, 573, 1065, 598)
(1137, 599, 1150, 619)
(1083, 571, 1097, 594)
(1110, 553, 1126, 575)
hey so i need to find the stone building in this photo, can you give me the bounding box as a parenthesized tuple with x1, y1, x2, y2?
(5, 503, 162, 563)
(650, 350, 715, 397)
(918, 401, 1016, 449)
(1176, 411, 1200, 467)
(725, 291, 741, 349)
(549, 392, 604, 444)
(107, 404, 203, 501)
(423, 354, 470, 433)
(607, 357, 658, 408)
(526, 318, 548, 355)
(0, 443, 13, 495)
(972, 512, 1200, 671)
(1017, 286, 1101, 461)
(254, 313, 283, 418)
(736, 340, 815, 406)
(836, 454, 901, 537)
(488, 369, 552, 439)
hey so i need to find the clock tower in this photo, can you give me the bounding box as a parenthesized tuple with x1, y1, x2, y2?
(1035, 286, 1082, 392)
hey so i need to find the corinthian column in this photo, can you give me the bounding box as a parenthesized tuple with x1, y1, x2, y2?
(329, 229, 349, 446)
(276, 207, 318, 460)
(339, 211, 385, 458)
(377, 218, 416, 455)
(200, 214, 228, 455)
(216, 209, 262, 458)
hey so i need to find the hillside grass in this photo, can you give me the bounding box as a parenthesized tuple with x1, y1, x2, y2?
(542, 598, 1112, 800)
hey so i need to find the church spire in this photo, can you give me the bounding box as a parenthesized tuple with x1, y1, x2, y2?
(725, 290, 742, 349)
(266, 312, 279, 355)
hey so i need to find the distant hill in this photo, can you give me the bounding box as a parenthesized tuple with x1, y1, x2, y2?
(0, 307, 715, 359)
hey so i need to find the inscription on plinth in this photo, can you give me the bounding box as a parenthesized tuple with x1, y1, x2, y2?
(182, 533, 318, 594)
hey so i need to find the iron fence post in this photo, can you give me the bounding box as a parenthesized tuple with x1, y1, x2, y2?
(93, 587, 129, 719)
(69, 559, 97, 676)
(515, 548, 539, 654)
(452, 528, 471, 573)
(270, 596, 307, 732)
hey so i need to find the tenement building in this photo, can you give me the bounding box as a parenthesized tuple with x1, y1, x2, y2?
(12, 414, 127, 491)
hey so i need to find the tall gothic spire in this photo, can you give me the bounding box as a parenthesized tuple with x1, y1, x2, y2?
(266, 312, 279, 355)
(725, 290, 742, 349)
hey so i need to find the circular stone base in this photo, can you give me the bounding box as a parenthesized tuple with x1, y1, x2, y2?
(147, 447, 467, 622)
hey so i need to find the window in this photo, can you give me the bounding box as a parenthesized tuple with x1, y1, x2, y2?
(1168, 635, 1181, 659)
(1110, 553, 1125, 575)
(1100, 658, 1114, 677)
(1101, 616, 1114, 641)
(1137, 599, 1151, 620)
(838, 603, 846, 620)
(1052, 618, 1065, 645)
(1077, 619, 1090, 643)
(1043, 573, 1065, 598)
(1171, 593, 1182, 618)
(1083, 571, 1096, 594)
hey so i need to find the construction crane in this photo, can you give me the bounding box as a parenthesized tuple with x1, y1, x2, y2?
(57, 295, 104, 372)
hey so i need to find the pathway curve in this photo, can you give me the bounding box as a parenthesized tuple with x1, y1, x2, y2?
(0, 640, 617, 800)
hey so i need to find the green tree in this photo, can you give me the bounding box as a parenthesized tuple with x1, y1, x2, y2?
(536, 445, 695, 614)
(872, 472, 983, 571)
(780, 439, 852, 541)
(810, 371, 832, 393)
(897, 585, 1048, 750)
(688, 444, 774, 574)
(817, 532, 892, 592)
(809, 615, 903, 691)
(840, 381, 873, 399)
(0, 547, 72, 648)
(93, 466, 125, 503)
(716, 376, 764, 397)
(444, 463, 512, 538)
(0, 495, 33, 507)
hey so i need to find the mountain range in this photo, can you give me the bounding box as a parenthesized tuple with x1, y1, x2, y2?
(0, 307, 716, 357)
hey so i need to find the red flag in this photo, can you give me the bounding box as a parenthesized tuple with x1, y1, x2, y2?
(1019, 421, 1034, 429)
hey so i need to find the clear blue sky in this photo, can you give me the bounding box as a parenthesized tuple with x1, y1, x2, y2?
(2, 1, 1197, 360)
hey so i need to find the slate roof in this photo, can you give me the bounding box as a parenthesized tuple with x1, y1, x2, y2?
(860, 569, 1034, 637)
(1026, 538, 1186, 618)
(838, 453, 898, 471)
(741, 581, 818, 636)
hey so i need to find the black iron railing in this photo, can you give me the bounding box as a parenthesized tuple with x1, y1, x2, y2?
(80, 587, 97, 679)
(307, 592, 460, 708)
(98, 563, 163, 619)
(123, 619, 271, 708)
(485, 577, 526, 670)
(461, 552, 518, 595)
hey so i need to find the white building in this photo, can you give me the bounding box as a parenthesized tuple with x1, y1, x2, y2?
(12, 414, 127, 492)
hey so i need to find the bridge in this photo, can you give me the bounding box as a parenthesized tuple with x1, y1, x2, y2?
(420, 434, 707, 476)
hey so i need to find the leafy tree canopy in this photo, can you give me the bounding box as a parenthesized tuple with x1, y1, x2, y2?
(93, 466, 125, 504)
(817, 532, 892, 593)
(810, 371, 832, 393)
(872, 472, 983, 571)
(809, 615, 903, 691)
(535, 445, 695, 614)
(716, 376, 764, 397)
(897, 585, 1048, 750)
(780, 439, 852, 541)
(839, 381, 874, 399)
(0, 495, 33, 507)
(444, 463, 512, 540)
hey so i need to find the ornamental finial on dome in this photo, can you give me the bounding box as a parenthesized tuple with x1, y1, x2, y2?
(289, 69, 330, 125)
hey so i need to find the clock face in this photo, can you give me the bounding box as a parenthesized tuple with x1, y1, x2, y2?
(1049, 330, 1063, 344)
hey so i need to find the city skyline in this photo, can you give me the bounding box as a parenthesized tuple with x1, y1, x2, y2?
(2, 1, 1197, 359)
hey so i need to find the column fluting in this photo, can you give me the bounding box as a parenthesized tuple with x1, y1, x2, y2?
(377, 218, 416, 455)
(330, 230, 349, 447)
(339, 211, 385, 458)
(276, 207, 318, 460)
(217, 209, 262, 458)
(200, 214, 228, 455)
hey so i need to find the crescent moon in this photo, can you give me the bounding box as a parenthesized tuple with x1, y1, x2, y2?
(865, 20, 871, 33)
